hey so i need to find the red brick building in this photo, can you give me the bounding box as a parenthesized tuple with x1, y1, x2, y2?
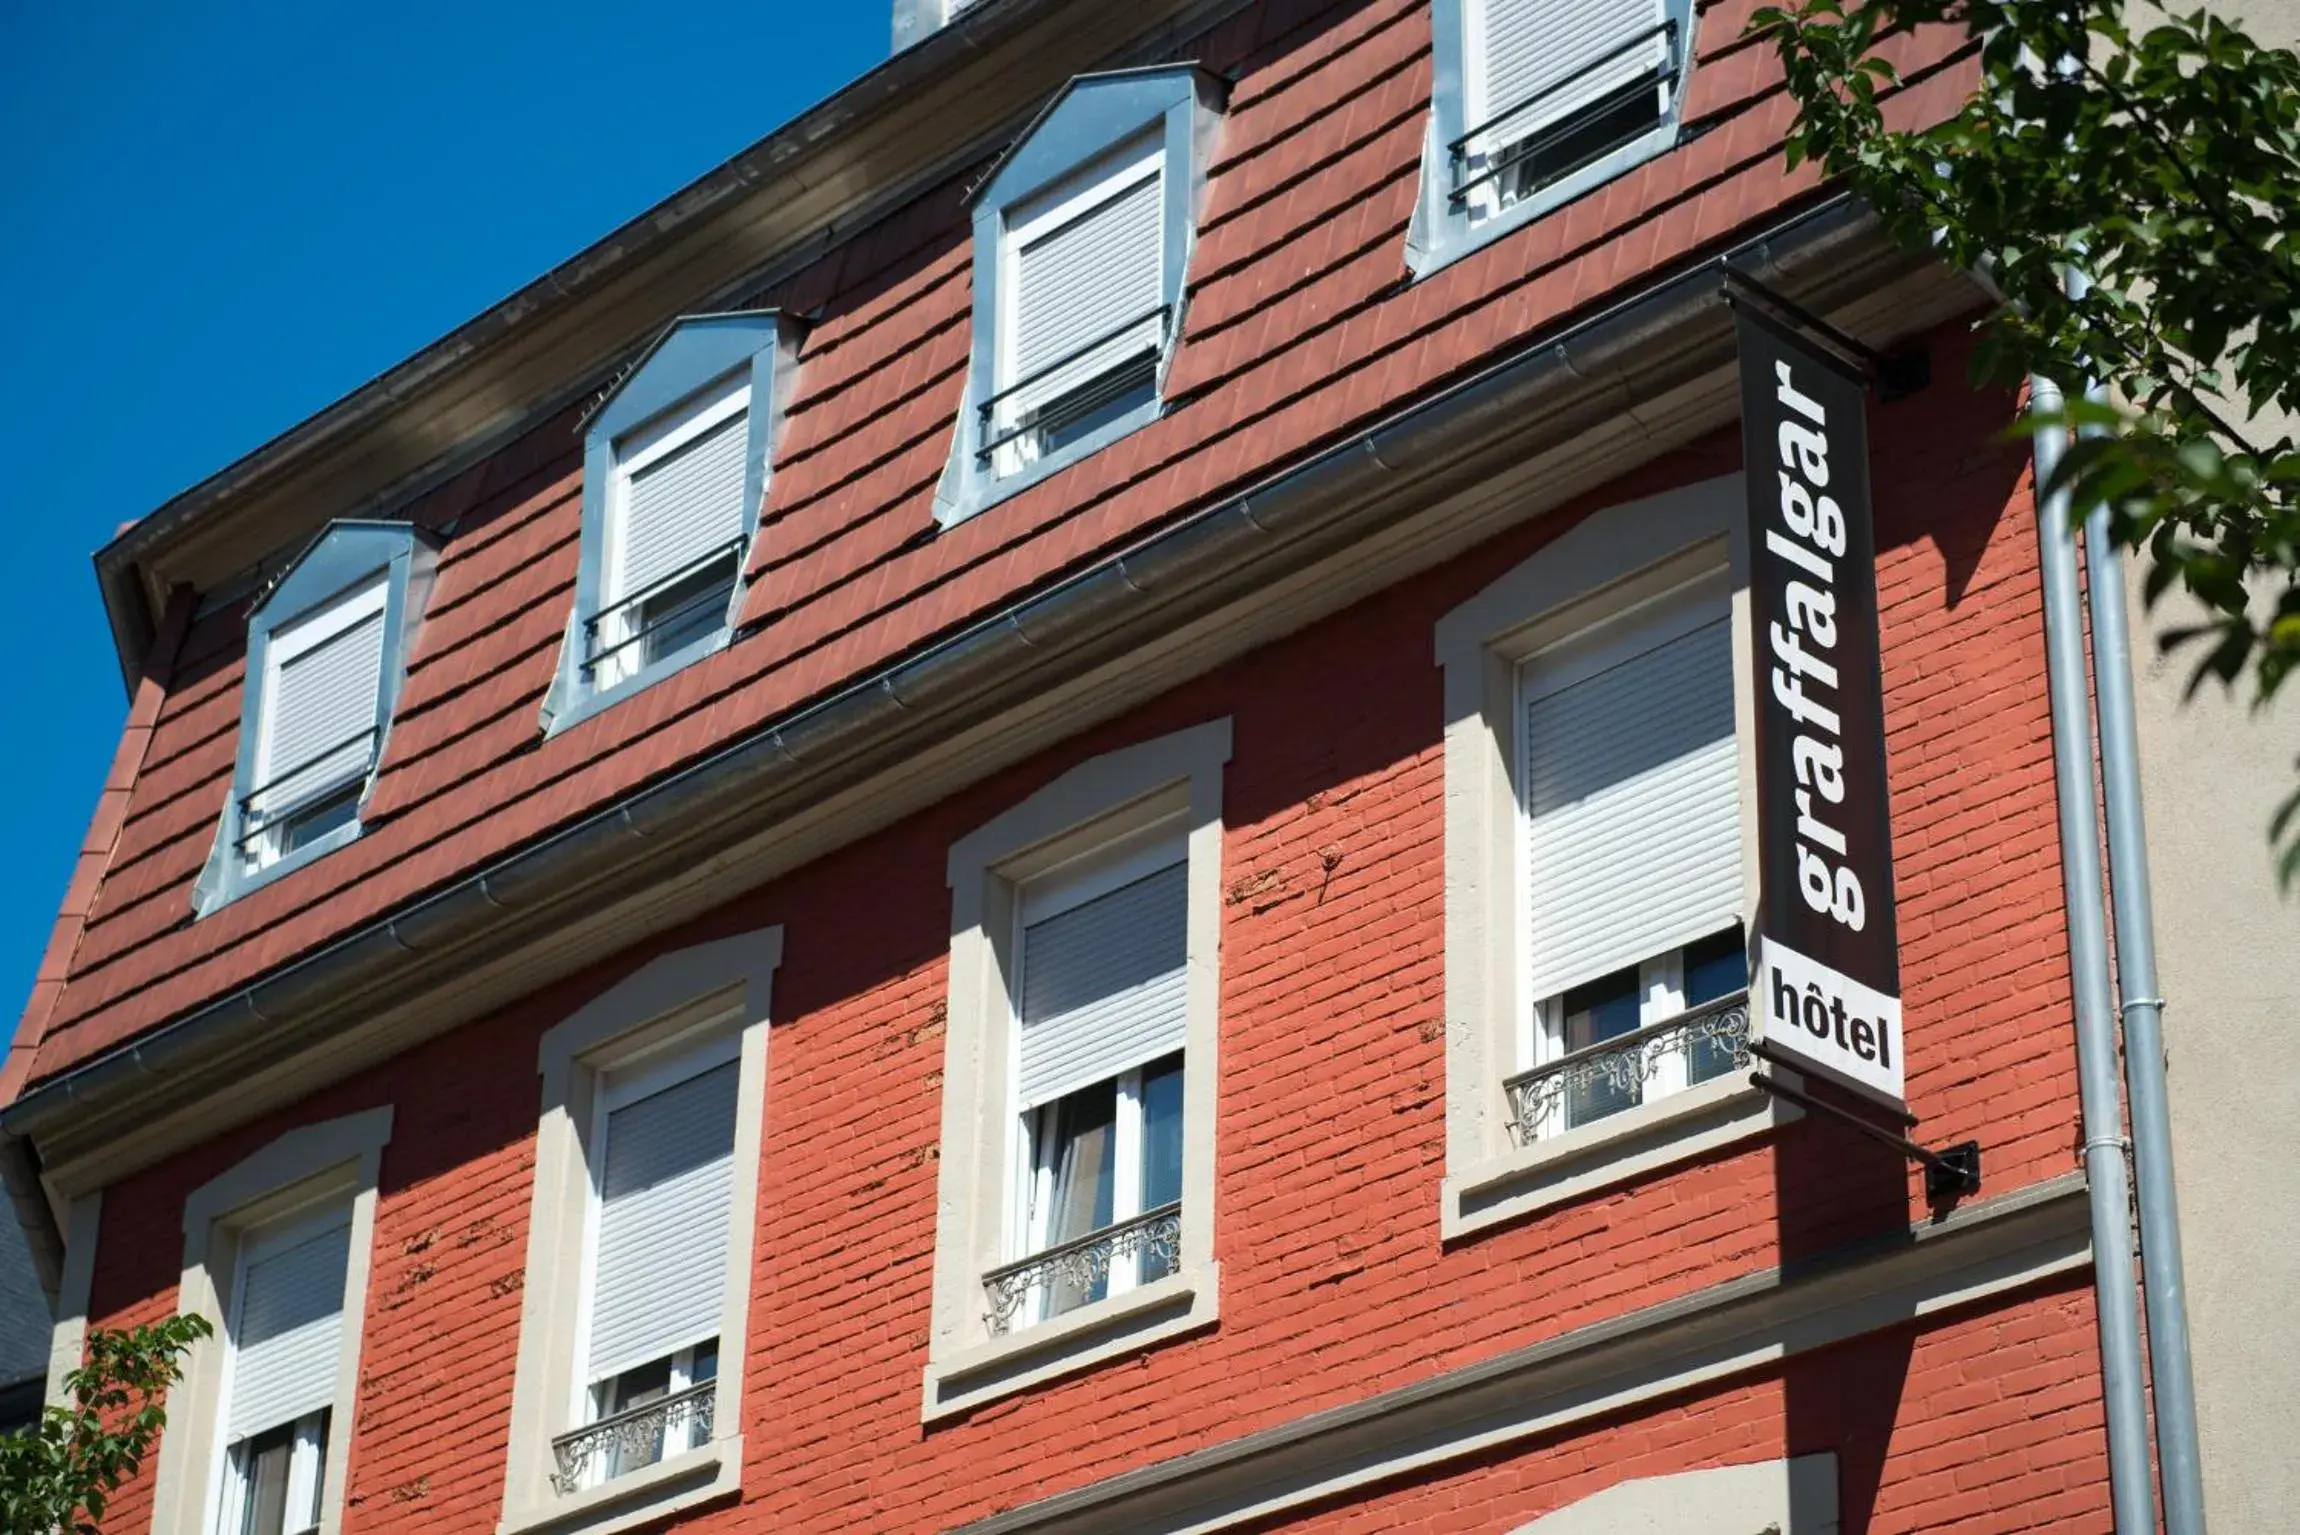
(2, 0, 2124, 1530)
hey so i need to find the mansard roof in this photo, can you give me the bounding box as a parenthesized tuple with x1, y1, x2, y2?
(7, 0, 1983, 1113)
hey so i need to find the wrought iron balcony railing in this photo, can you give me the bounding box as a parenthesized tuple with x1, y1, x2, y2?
(580, 539, 747, 677)
(235, 725, 380, 849)
(548, 1380, 714, 1495)
(976, 304, 1170, 464)
(981, 1200, 1183, 1337)
(1446, 20, 1680, 208)
(1503, 991, 1751, 1146)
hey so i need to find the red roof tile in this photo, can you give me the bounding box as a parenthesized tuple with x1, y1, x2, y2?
(15, 0, 1979, 1091)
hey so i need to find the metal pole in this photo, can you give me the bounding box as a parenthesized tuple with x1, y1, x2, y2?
(2079, 375, 2209, 1534)
(2030, 368, 2159, 1535)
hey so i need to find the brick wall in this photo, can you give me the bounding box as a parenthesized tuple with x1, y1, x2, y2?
(79, 321, 2103, 1532)
(1274, 1280, 2111, 1535)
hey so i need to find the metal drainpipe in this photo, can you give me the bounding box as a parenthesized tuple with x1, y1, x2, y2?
(2030, 368, 2159, 1535)
(2079, 376, 2209, 1535)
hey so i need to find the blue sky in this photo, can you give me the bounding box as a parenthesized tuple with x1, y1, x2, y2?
(0, 2, 884, 1034)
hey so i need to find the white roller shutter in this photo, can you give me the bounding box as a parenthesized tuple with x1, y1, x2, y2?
(614, 406, 750, 602)
(1523, 614, 1741, 1002)
(586, 1061, 739, 1383)
(1006, 150, 1164, 426)
(257, 582, 386, 819)
(1474, 0, 1667, 150)
(227, 1212, 351, 1443)
(1016, 859, 1187, 1110)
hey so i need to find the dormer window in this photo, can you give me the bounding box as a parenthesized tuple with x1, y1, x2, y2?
(937, 66, 1223, 525)
(990, 137, 1165, 479)
(195, 522, 433, 916)
(543, 311, 798, 733)
(249, 575, 388, 862)
(1412, 0, 1694, 276)
(596, 372, 751, 691)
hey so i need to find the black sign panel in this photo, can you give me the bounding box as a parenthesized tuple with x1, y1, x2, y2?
(1735, 301, 1905, 1109)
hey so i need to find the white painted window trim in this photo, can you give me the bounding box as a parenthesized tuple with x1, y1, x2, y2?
(148, 1107, 393, 1535)
(1406, 0, 1698, 280)
(45, 1190, 101, 1409)
(988, 136, 1164, 481)
(593, 374, 753, 692)
(1433, 475, 1797, 1240)
(569, 1029, 740, 1433)
(924, 719, 1229, 1421)
(248, 573, 390, 872)
(497, 928, 780, 1535)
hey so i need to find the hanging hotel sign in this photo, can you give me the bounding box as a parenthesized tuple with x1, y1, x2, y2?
(1732, 295, 1906, 1112)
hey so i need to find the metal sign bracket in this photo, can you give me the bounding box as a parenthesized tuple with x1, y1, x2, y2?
(1747, 1043, 1981, 1204)
(1719, 266, 1933, 402)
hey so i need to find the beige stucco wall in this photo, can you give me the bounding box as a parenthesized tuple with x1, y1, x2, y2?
(2125, 559, 2299, 1534)
(2121, 364, 2300, 1534)
(2115, 9, 2297, 1522)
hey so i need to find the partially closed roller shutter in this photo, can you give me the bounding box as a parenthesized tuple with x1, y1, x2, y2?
(616, 405, 750, 602)
(1475, 0, 1667, 148)
(1523, 612, 1741, 1002)
(1016, 858, 1188, 1110)
(586, 1061, 740, 1383)
(1007, 149, 1164, 426)
(259, 586, 386, 817)
(228, 1212, 351, 1443)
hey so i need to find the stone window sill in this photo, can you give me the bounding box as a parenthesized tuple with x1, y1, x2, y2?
(1442, 1076, 1799, 1240)
(496, 1434, 741, 1535)
(922, 1263, 1219, 1422)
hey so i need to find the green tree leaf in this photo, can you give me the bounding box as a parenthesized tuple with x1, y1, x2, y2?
(1753, 0, 2300, 884)
(0, 1316, 210, 1535)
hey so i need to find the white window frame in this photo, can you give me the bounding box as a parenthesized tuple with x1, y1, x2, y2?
(592, 374, 754, 692)
(211, 1202, 345, 1535)
(196, 521, 435, 918)
(934, 65, 1222, 527)
(541, 311, 797, 737)
(246, 574, 389, 872)
(566, 1030, 740, 1447)
(1510, 572, 1745, 1138)
(1013, 1060, 1170, 1308)
(1433, 476, 1797, 1239)
(575, 1341, 714, 1485)
(924, 719, 1228, 1420)
(147, 1108, 393, 1535)
(1001, 831, 1189, 1327)
(1408, 0, 1699, 280)
(987, 136, 1165, 482)
(498, 929, 779, 1535)
(1517, 942, 1727, 1139)
(217, 1413, 328, 1535)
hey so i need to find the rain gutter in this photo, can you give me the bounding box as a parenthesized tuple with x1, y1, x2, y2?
(2028, 367, 2158, 1535)
(6, 195, 1897, 1156)
(86, 0, 1245, 690)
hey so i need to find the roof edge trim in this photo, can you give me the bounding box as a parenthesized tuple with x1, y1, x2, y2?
(11, 196, 1947, 1177)
(91, 0, 1256, 694)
